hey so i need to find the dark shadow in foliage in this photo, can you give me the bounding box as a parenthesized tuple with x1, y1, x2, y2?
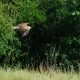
(26, 23, 47, 70)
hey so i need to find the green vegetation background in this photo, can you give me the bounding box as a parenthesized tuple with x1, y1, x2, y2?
(0, 0, 80, 71)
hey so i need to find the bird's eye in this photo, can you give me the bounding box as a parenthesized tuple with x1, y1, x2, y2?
(27, 24, 30, 26)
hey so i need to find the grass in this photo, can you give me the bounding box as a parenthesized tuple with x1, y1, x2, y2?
(0, 68, 80, 80)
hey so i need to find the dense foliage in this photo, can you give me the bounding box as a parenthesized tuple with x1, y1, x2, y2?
(0, 0, 80, 70)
